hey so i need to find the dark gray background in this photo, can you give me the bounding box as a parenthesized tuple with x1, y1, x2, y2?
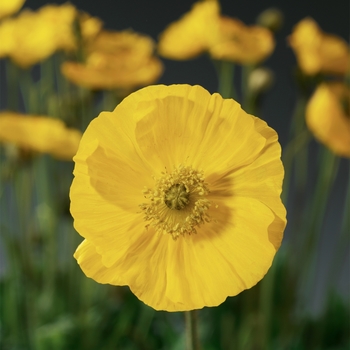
(23, 0, 350, 145)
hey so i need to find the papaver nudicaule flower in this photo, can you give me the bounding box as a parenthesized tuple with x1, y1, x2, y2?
(61, 30, 163, 91)
(0, 112, 82, 160)
(306, 83, 350, 157)
(71, 84, 286, 311)
(288, 18, 350, 76)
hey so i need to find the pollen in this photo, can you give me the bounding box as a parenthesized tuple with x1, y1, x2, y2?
(140, 164, 211, 239)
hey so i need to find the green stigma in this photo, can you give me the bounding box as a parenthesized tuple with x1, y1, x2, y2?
(164, 183, 190, 210)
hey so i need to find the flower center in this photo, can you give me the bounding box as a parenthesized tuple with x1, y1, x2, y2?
(164, 183, 189, 210)
(140, 165, 211, 239)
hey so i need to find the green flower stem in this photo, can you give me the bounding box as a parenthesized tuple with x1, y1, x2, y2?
(259, 255, 277, 348)
(102, 90, 122, 112)
(79, 87, 94, 131)
(282, 95, 310, 258)
(19, 67, 36, 114)
(216, 60, 237, 99)
(14, 165, 36, 348)
(281, 129, 312, 204)
(299, 147, 339, 305)
(0, 226, 22, 343)
(185, 310, 200, 350)
(327, 162, 350, 286)
(5, 59, 20, 111)
(35, 156, 57, 300)
(241, 64, 255, 114)
(54, 53, 73, 122)
(291, 95, 308, 193)
(40, 58, 55, 115)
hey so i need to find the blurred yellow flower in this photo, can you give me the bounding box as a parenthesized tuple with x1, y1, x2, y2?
(0, 112, 82, 160)
(306, 83, 350, 157)
(0, 0, 25, 20)
(0, 4, 102, 68)
(158, 0, 221, 60)
(209, 16, 275, 64)
(289, 18, 350, 76)
(61, 30, 163, 90)
(71, 84, 286, 311)
(0, 9, 59, 67)
(158, 0, 274, 64)
(39, 4, 102, 52)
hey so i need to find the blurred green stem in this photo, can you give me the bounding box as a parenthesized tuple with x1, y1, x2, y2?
(259, 255, 278, 348)
(185, 310, 200, 350)
(79, 87, 94, 130)
(55, 53, 70, 98)
(6, 59, 20, 111)
(281, 129, 311, 204)
(327, 162, 350, 286)
(292, 95, 308, 193)
(241, 64, 254, 114)
(14, 165, 36, 348)
(102, 90, 121, 112)
(300, 147, 339, 307)
(35, 156, 57, 297)
(40, 58, 55, 115)
(19, 68, 36, 113)
(304, 148, 338, 257)
(216, 60, 236, 99)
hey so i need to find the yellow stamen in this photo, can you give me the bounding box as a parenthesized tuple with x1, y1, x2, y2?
(140, 165, 211, 239)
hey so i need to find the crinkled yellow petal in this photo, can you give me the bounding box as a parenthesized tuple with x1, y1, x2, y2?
(0, 112, 81, 160)
(73, 109, 154, 176)
(158, 0, 221, 60)
(306, 83, 350, 157)
(74, 196, 278, 311)
(207, 116, 285, 249)
(71, 139, 150, 267)
(74, 239, 126, 285)
(111, 84, 266, 174)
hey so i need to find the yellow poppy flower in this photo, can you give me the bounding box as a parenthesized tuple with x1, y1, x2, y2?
(71, 84, 286, 311)
(306, 83, 350, 157)
(158, 0, 274, 64)
(0, 4, 102, 68)
(0, 112, 82, 160)
(0, 0, 25, 20)
(158, 0, 221, 60)
(61, 30, 163, 90)
(209, 16, 275, 64)
(289, 18, 350, 76)
(38, 4, 103, 52)
(0, 9, 59, 67)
